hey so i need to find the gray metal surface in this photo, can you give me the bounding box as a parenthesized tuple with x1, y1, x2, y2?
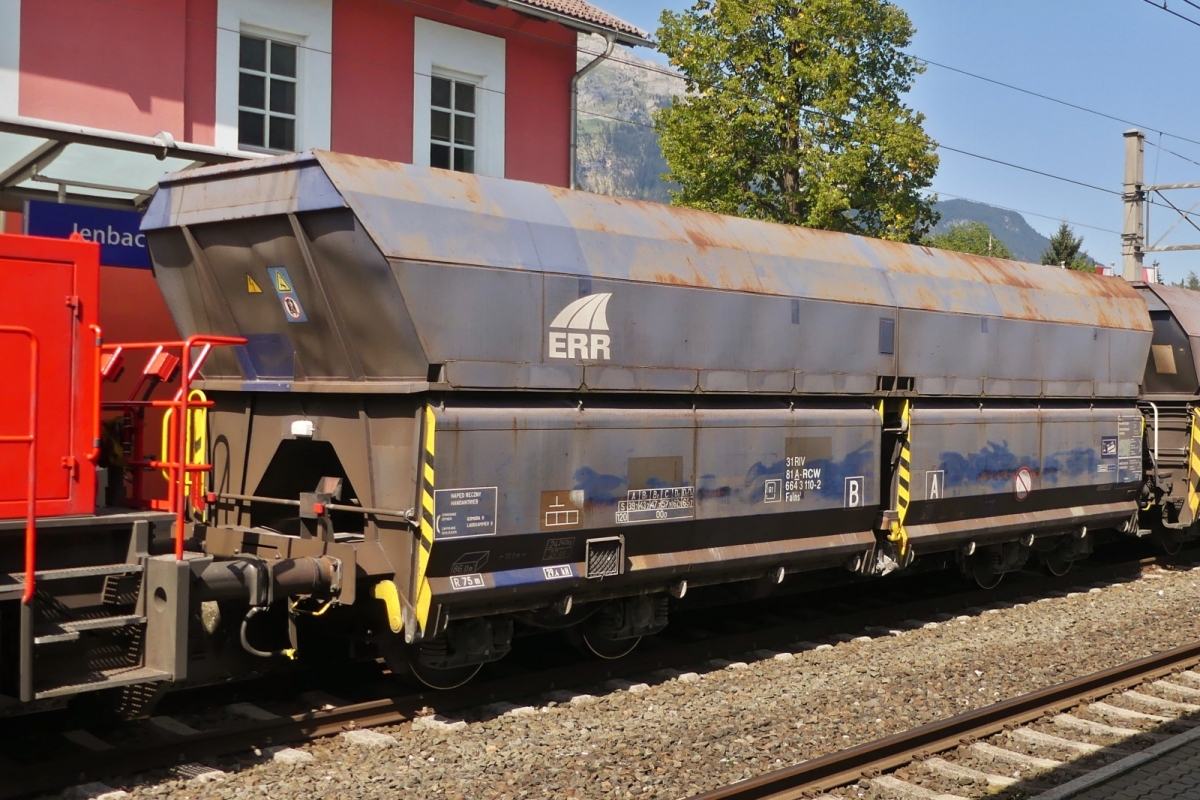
(904, 405, 1142, 552)
(144, 151, 1151, 399)
(425, 400, 881, 594)
(1139, 282, 1200, 394)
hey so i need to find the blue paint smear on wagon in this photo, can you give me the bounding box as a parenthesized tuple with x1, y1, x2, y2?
(572, 467, 628, 504)
(937, 441, 1098, 490)
(940, 441, 1037, 489)
(1041, 448, 1099, 483)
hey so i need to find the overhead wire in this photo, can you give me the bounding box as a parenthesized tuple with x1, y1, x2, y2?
(932, 192, 1121, 237)
(1141, 0, 1200, 28)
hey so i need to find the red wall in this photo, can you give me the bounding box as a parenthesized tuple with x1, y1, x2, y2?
(331, 0, 416, 163)
(183, 0, 218, 146)
(20, 0, 576, 182)
(20, 0, 188, 136)
(505, 28, 575, 186)
(330, 0, 576, 186)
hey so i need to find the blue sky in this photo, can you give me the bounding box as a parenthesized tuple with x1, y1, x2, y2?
(595, 1, 1200, 281)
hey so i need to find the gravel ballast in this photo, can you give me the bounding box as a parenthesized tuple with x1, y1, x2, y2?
(84, 564, 1200, 800)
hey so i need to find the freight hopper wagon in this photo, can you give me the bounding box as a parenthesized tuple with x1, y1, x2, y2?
(140, 151, 1152, 687)
(1134, 282, 1200, 554)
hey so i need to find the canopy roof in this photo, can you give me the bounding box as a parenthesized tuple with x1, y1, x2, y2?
(0, 115, 251, 213)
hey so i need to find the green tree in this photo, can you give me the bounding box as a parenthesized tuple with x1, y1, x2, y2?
(1174, 270, 1200, 290)
(654, 0, 939, 242)
(924, 221, 1012, 259)
(1040, 222, 1093, 272)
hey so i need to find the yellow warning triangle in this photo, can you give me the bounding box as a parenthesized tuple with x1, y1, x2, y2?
(246, 274, 262, 293)
(274, 271, 292, 293)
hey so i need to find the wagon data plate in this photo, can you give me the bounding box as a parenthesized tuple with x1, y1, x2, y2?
(433, 487, 497, 538)
(616, 487, 694, 524)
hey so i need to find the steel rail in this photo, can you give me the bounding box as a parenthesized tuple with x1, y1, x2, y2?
(694, 639, 1200, 800)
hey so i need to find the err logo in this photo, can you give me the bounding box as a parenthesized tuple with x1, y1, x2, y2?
(547, 293, 612, 360)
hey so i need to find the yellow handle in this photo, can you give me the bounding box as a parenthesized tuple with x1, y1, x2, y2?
(160, 390, 208, 492)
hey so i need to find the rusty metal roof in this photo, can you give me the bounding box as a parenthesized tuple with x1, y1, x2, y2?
(146, 151, 1150, 333)
(1142, 282, 1200, 335)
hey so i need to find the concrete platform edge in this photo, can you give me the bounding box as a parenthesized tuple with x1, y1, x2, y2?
(1030, 721, 1200, 800)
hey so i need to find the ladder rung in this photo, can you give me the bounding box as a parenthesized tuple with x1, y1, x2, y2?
(35, 667, 171, 700)
(3, 563, 142, 586)
(34, 615, 146, 645)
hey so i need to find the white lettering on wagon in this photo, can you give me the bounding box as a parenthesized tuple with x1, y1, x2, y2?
(785, 454, 822, 501)
(616, 486, 694, 524)
(450, 573, 485, 590)
(548, 293, 612, 361)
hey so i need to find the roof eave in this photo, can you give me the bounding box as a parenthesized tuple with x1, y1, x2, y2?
(489, 0, 654, 48)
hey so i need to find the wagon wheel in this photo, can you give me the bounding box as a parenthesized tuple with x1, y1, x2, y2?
(405, 659, 482, 691)
(580, 630, 642, 660)
(1153, 527, 1185, 557)
(567, 626, 642, 660)
(377, 634, 482, 690)
(1042, 551, 1072, 577)
(969, 548, 1005, 590)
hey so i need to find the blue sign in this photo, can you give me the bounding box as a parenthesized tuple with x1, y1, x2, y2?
(24, 200, 150, 269)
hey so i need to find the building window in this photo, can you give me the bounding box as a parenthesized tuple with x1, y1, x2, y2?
(238, 35, 297, 152)
(430, 76, 476, 173)
(413, 18, 504, 177)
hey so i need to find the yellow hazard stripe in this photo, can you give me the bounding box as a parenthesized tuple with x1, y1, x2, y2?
(415, 405, 437, 634)
(1190, 407, 1200, 516)
(888, 400, 912, 559)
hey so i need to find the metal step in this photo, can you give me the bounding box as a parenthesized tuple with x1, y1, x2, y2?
(0, 563, 142, 600)
(35, 666, 170, 700)
(34, 615, 146, 645)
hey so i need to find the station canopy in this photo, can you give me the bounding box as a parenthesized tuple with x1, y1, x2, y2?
(0, 115, 253, 212)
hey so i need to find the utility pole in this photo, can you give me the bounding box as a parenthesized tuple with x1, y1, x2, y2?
(1122, 129, 1145, 282)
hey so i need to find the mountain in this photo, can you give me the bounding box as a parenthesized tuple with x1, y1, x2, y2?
(930, 199, 1054, 263)
(575, 36, 682, 202)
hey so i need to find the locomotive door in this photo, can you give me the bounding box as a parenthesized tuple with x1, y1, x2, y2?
(0, 256, 77, 515)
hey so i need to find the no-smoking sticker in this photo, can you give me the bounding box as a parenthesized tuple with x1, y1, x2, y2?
(1014, 466, 1033, 501)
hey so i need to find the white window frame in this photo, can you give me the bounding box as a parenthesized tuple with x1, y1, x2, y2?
(236, 31, 300, 153)
(0, 0, 19, 118)
(413, 18, 505, 178)
(215, 0, 331, 155)
(429, 67, 478, 173)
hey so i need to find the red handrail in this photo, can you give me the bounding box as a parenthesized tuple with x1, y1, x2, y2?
(101, 334, 244, 559)
(0, 327, 38, 603)
(86, 324, 102, 464)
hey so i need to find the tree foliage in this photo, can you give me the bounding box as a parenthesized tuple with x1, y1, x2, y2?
(654, 0, 939, 242)
(1174, 270, 1200, 291)
(1040, 222, 1093, 272)
(924, 221, 1012, 259)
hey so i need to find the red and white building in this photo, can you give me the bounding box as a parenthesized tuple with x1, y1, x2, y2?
(0, 0, 646, 338)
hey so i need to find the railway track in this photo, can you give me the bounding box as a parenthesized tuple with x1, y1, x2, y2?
(696, 639, 1200, 800)
(0, 552, 1185, 799)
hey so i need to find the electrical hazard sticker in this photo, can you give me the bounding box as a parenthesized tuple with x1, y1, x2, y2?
(267, 266, 307, 323)
(246, 274, 262, 293)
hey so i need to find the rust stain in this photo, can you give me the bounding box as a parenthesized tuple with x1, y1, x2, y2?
(177, 151, 1153, 333)
(640, 269, 715, 289)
